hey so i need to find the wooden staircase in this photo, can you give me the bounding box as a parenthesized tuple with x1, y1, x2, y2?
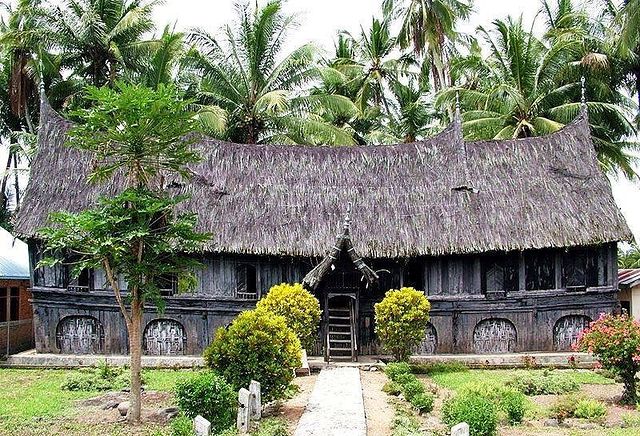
(326, 301, 357, 361)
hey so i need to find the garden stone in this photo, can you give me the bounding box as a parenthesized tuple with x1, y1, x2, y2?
(576, 423, 598, 430)
(451, 422, 469, 436)
(148, 407, 180, 423)
(101, 400, 120, 410)
(543, 418, 559, 427)
(117, 401, 129, 417)
(369, 366, 378, 372)
(194, 415, 211, 436)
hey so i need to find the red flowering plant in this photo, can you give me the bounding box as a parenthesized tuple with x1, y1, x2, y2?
(577, 313, 640, 404)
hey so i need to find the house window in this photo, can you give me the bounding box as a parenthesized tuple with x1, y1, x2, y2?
(236, 264, 258, 300)
(525, 250, 555, 290)
(481, 254, 519, 294)
(68, 268, 93, 292)
(156, 274, 177, 297)
(562, 247, 599, 289)
(0, 287, 20, 322)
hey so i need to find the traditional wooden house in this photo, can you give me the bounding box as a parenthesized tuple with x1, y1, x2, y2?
(14, 97, 632, 359)
(0, 227, 34, 357)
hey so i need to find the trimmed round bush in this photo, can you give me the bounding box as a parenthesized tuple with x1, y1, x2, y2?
(443, 392, 498, 436)
(410, 392, 435, 413)
(375, 287, 431, 361)
(401, 379, 426, 402)
(506, 370, 579, 395)
(385, 362, 412, 381)
(203, 309, 302, 402)
(174, 371, 235, 434)
(256, 283, 321, 350)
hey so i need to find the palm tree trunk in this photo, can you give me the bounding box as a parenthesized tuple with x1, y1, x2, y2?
(12, 152, 20, 208)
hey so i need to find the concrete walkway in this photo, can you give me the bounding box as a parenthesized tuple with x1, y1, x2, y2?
(294, 367, 366, 436)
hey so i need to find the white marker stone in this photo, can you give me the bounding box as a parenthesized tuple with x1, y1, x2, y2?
(194, 415, 211, 436)
(451, 422, 469, 436)
(249, 380, 261, 420)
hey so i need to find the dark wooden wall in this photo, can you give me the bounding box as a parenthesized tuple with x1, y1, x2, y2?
(28, 241, 620, 355)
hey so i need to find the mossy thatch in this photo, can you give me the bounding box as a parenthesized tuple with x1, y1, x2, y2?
(14, 98, 632, 258)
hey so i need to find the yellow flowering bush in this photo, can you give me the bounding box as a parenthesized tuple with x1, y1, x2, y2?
(375, 287, 431, 361)
(256, 283, 321, 350)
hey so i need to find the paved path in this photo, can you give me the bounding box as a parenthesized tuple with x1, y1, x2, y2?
(294, 367, 366, 436)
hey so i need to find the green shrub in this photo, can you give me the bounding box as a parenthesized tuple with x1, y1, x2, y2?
(383, 381, 402, 396)
(410, 362, 469, 374)
(392, 406, 423, 436)
(203, 309, 301, 402)
(550, 394, 581, 422)
(385, 362, 412, 381)
(375, 288, 431, 361)
(410, 392, 435, 413)
(500, 389, 526, 424)
(174, 371, 236, 434)
(253, 418, 289, 436)
(256, 283, 321, 350)
(443, 392, 498, 436)
(506, 370, 580, 395)
(574, 398, 607, 421)
(402, 380, 425, 402)
(61, 361, 136, 392)
(395, 373, 416, 386)
(170, 413, 194, 436)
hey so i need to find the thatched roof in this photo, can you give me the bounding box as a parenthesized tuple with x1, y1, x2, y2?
(14, 98, 632, 258)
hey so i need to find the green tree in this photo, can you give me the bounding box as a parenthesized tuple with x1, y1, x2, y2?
(619, 244, 640, 268)
(384, 0, 472, 91)
(38, 83, 209, 423)
(185, 0, 356, 144)
(45, 0, 158, 87)
(439, 16, 637, 177)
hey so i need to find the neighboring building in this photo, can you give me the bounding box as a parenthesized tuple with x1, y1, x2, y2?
(13, 97, 632, 359)
(618, 269, 640, 320)
(0, 227, 33, 357)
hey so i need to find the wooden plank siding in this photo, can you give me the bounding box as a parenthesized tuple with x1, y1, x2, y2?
(28, 242, 620, 355)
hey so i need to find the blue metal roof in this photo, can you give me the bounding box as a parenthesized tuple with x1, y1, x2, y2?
(0, 227, 30, 280)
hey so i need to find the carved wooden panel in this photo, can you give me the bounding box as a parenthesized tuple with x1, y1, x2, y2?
(56, 316, 104, 354)
(473, 319, 517, 354)
(553, 315, 591, 351)
(143, 319, 186, 355)
(413, 323, 438, 355)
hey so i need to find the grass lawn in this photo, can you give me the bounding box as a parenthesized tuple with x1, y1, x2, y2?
(428, 368, 614, 392)
(0, 367, 200, 435)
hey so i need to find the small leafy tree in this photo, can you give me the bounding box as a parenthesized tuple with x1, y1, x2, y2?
(38, 83, 209, 423)
(203, 309, 301, 402)
(256, 283, 321, 350)
(374, 287, 431, 361)
(577, 313, 640, 404)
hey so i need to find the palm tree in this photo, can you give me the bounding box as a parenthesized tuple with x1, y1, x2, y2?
(619, 244, 640, 268)
(439, 16, 637, 177)
(45, 0, 158, 87)
(185, 0, 357, 145)
(383, 0, 472, 91)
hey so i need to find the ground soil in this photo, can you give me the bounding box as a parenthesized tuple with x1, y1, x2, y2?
(272, 372, 318, 435)
(360, 369, 395, 436)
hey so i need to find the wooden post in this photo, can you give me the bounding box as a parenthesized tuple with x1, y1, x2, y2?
(249, 380, 261, 420)
(237, 388, 251, 433)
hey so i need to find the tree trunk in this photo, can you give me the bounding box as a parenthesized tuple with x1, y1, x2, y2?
(635, 67, 640, 124)
(621, 366, 638, 405)
(12, 152, 20, 208)
(127, 300, 143, 423)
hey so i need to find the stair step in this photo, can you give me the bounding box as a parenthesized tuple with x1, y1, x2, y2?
(329, 316, 350, 320)
(328, 347, 354, 352)
(329, 339, 352, 344)
(329, 332, 351, 336)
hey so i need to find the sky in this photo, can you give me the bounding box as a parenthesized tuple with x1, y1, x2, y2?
(2, 0, 639, 239)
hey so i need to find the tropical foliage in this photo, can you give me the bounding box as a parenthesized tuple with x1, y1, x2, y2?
(1, 0, 639, 226)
